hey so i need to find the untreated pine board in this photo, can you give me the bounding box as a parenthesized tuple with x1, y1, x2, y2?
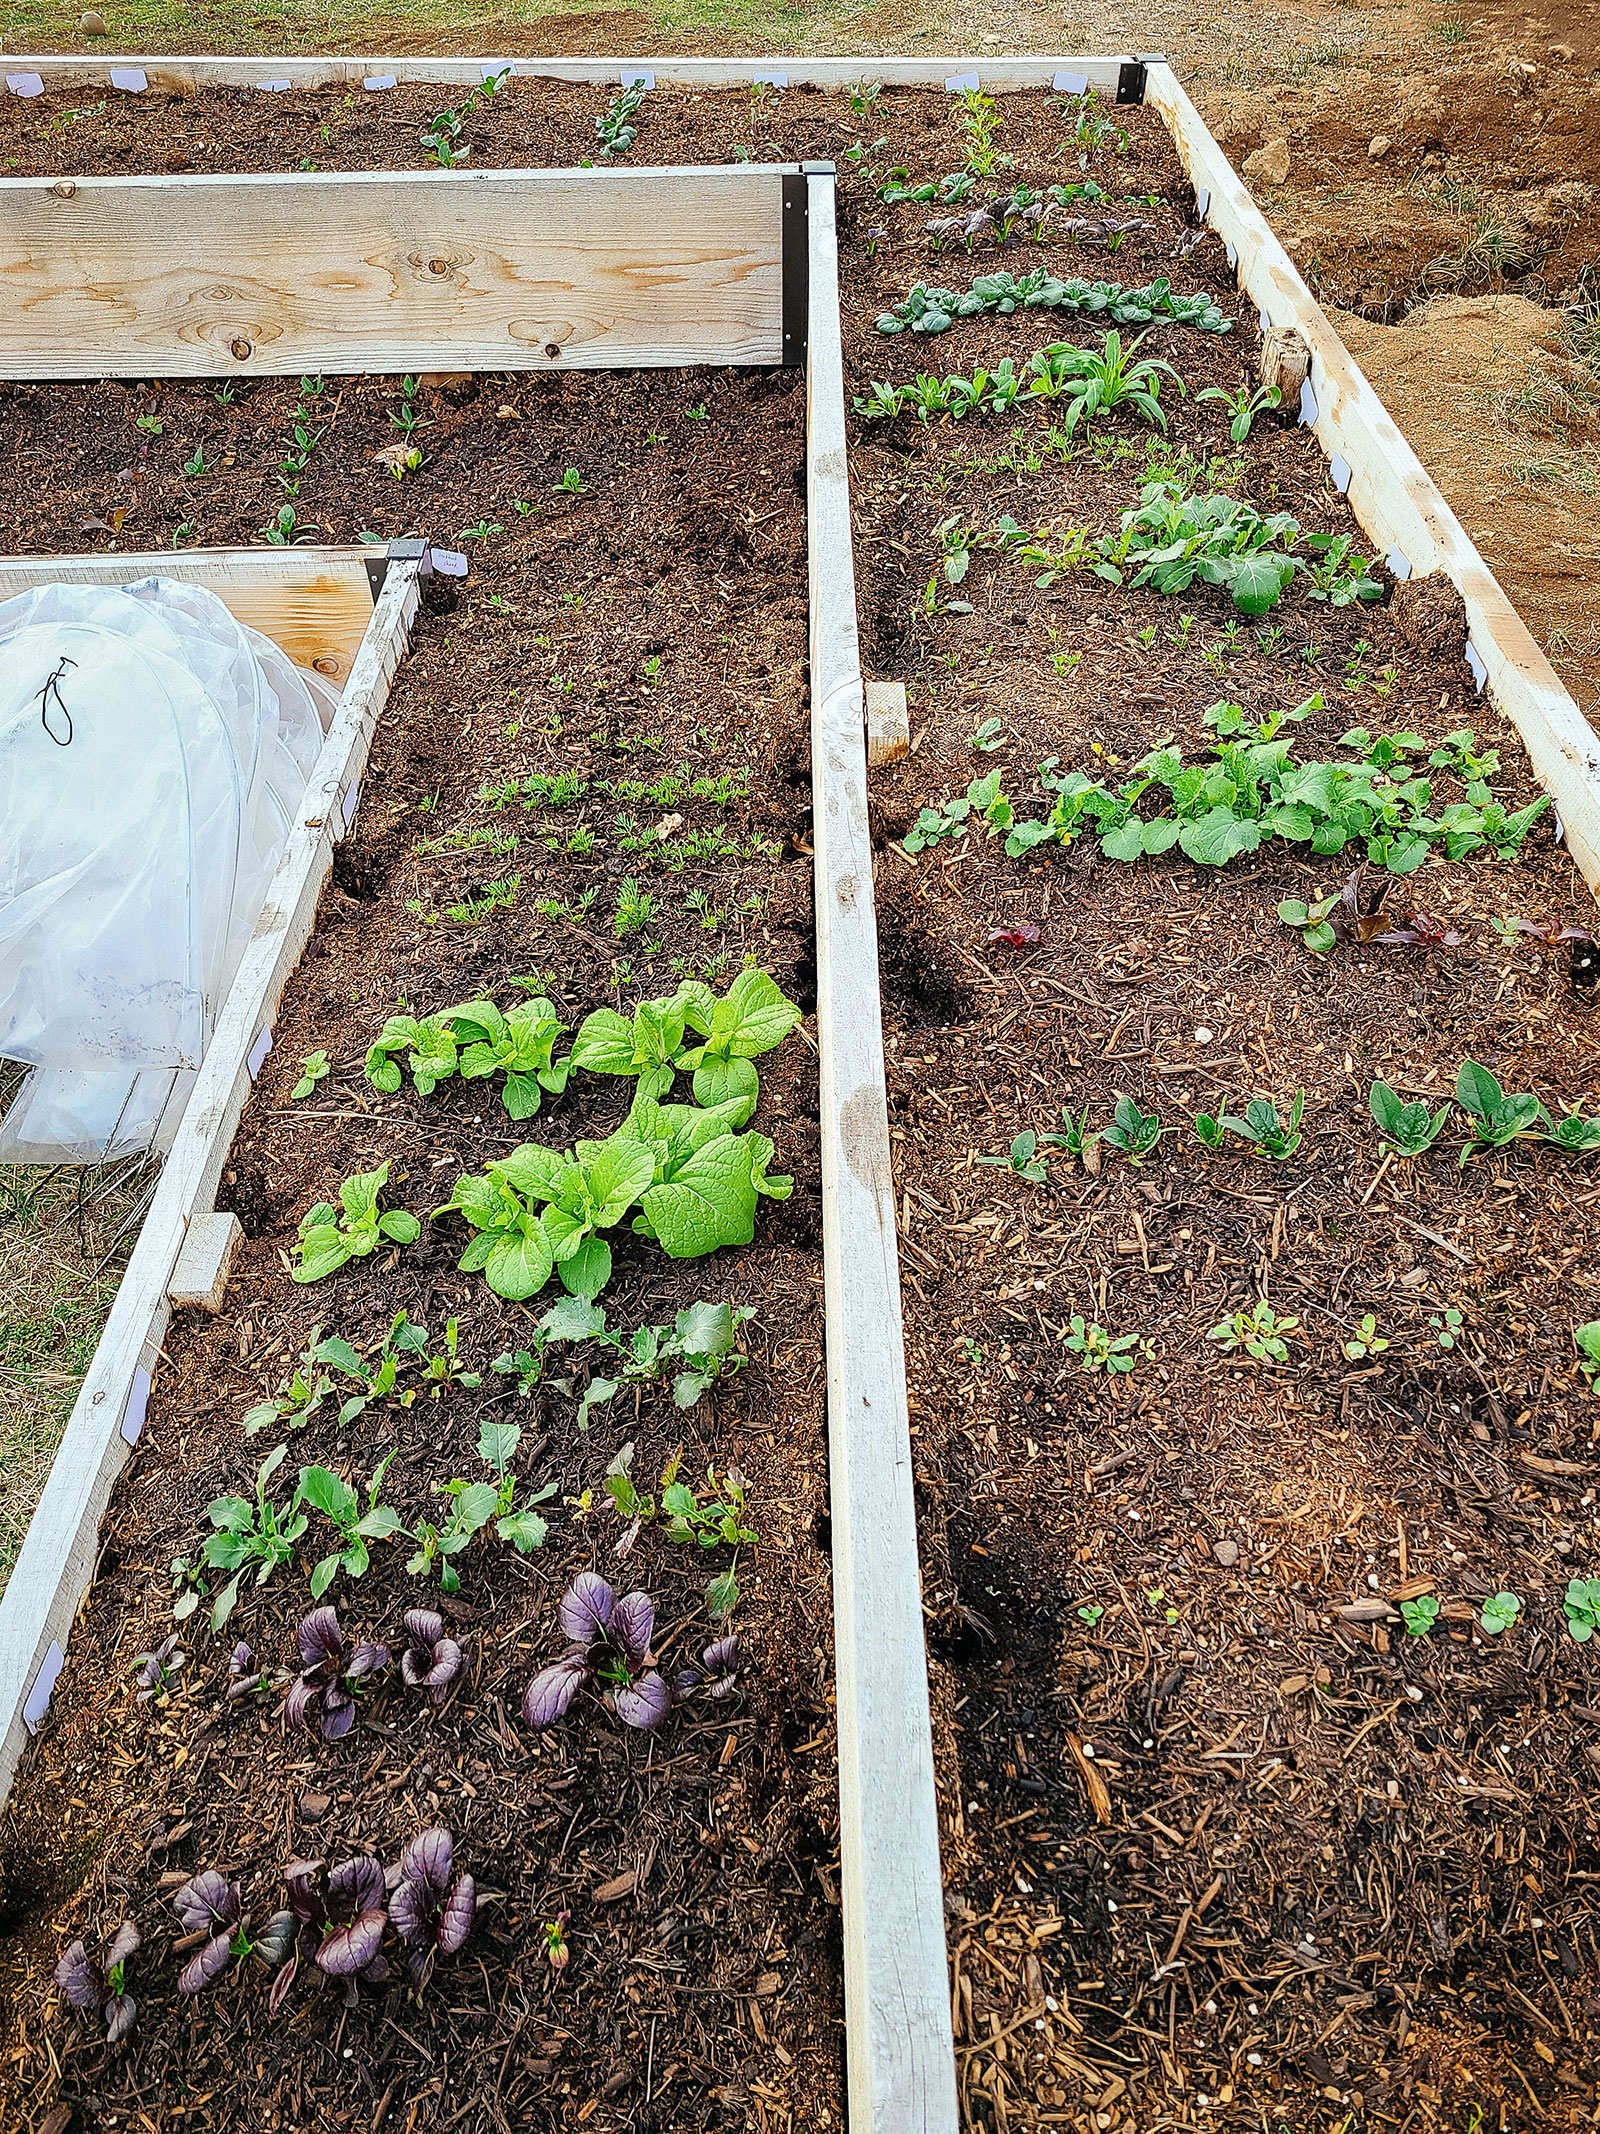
(0, 544, 376, 684)
(0, 558, 420, 1810)
(1144, 63, 1600, 902)
(805, 168, 960, 2134)
(0, 166, 791, 378)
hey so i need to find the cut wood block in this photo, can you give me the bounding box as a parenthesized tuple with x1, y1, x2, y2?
(168, 1210, 244, 1312)
(864, 679, 909, 768)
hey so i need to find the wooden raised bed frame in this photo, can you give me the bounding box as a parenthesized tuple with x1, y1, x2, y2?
(3, 51, 1599, 2134)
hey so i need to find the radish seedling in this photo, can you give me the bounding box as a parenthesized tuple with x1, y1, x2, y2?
(1564, 1578, 1600, 1641)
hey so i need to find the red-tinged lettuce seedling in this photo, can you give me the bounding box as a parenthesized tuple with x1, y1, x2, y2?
(172, 1872, 294, 1996)
(388, 1827, 476, 1991)
(284, 1606, 391, 1741)
(268, 1856, 390, 2014)
(523, 1573, 674, 1731)
(399, 1609, 466, 1705)
(56, 1923, 140, 2044)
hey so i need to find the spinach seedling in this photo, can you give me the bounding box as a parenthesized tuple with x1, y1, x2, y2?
(1563, 1577, 1600, 1641)
(595, 80, 645, 156)
(1480, 1590, 1521, 1635)
(1193, 1112, 1226, 1148)
(1399, 1595, 1439, 1636)
(1221, 1091, 1305, 1160)
(291, 1050, 330, 1100)
(1576, 1321, 1600, 1389)
(200, 1443, 307, 1630)
(978, 1130, 1050, 1181)
(1368, 1079, 1451, 1157)
(56, 1925, 141, 2045)
(1041, 1103, 1095, 1159)
(297, 1452, 404, 1598)
(1209, 1302, 1298, 1364)
(1197, 380, 1280, 441)
(1541, 1107, 1600, 1154)
(1100, 1097, 1163, 1165)
(292, 1162, 420, 1282)
(1343, 1314, 1389, 1361)
(1454, 1059, 1550, 1164)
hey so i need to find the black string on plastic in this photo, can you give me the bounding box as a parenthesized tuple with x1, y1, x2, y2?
(35, 655, 77, 747)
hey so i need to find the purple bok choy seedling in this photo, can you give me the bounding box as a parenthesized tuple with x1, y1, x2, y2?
(388, 1827, 476, 1992)
(171, 1872, 294, 1995)
(268, 1856, 390, 2013)
(522, 1573, 673, 1730)
(283, 1606, 391, 1741)
(55, 1923, 140, 2043)
(399, 1609, 467, 1705)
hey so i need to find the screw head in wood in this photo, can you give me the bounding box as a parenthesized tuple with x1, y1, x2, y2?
(51, 178, 77, 198)
(230, 337, 251, 360)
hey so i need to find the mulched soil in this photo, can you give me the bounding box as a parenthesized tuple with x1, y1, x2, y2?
(1, 72, 1598, 2134)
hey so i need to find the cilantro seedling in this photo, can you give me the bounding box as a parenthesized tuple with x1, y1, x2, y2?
(1101, 1097, 1163, 1165)
(291, 1049, 330, 1100)
(1563, 1577, 1600, 1641)
(1209, 1302, 1298, 1364)
(1369, 1079, 1451, 1157)
(292, 1161, 421, 1282)
(978, 1130, 1050, 1182)
(1343, 1313, 1389, 1361)
(1399, 1595, 1439, 1636)
(1480, 1590, 1521, 1636)
(1455, 1059, 1550, 1164)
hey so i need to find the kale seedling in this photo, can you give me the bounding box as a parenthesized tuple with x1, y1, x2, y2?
(1221, 1091, 1305, 1160)
(283, 1605, 391, 1740)
(1368, 1079, 1451, 1158)
(56, 1924, 141, 2044)
(1100, 1097, 1163, 1165)
(172, 1872, 293, 1996)
(291, 1050, 330, 1100)
(200, 1443, 308, 1631)
(978, 1129, 1050, 1181)
(1563, 1577, 1600, 1641)
(1063, 1315, 1148, 1373)
(297, 1452, 404, 1597)
(1209, 1302, 1299, 1364)
(1454, 1059, 1550, 1165)
(390, 1827, 476, 1993)
(1343, 1314, 1389, 1361)
(1399, 1594, 1440, 1636)
(292, 1161, 420, 1282)
(1480, 1590, 1521, 1635)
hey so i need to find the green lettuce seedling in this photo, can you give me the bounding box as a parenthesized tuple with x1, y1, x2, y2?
(292, 1162, 420, 1282)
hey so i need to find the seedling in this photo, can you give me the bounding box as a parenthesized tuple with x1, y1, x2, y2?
(292, 1161, 421, 1281)
(418, 67, 508, 166)
(1564, 1578, 1600, 1641)
(903, 770, 1014, 851)
(298, 1452, 404, 1598)
(968, 716, 1006, 751)
(1041, 1103, 1095, 1159)
(1100, 1097, 1163, 1165)
(1209, 1301, 1299, 1364)
(1454, 1059, 1550, 1164)
(198, 1443, 308, 1631)
(56, 1925, 141, 2045)
(131, 1633, 185, 1704)
(1480, 1591, 1521, 1635)
(1193, 1112, 1226, 1148)
(1541, 1107, 1600, 1154)
(1146, 1586, 1180, 1625)
(595, 80, 645, 156)
(977, 1130, 1050, 1181)
(1221, 1091, 1306, 1160)
(268, 1856, 388, 2012)
(614, 877, 657, 938)
(566, 1299, 755, 1425)
(1399, 1595, 1440, 1636)
(1343, 1314, 1389, 1361)
(1198, 381, 1281, 440)
(390, 1827, 476, 1994)
(1430, 1307, 1465, 1351)
(1575, 1322, 1600, 1389)
(283, 1604, 391, 1738)
(1076, 1602, 1105, 1626)
(290, 1049, 330, 1100)
(555, 467, 587, 494)
(171, 1873, 294, 1996)
(1278, 892, 1341, 954)
(1063, 1315, 1148, 1373)
(400, 1609, 466, 1704)
(244, 1311, 428, 1435)
(1368, 1079, 1451, 1157)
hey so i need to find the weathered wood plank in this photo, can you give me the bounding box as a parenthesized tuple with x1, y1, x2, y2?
(806, 168, 959, 2134)
(0, 166, 790, 378)
(0, 544, 375, 685)
(0, 558, 420, 1808)
(1145, 62, 1600, 900)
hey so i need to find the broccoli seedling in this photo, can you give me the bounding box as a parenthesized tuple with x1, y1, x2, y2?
(1343, 1314, 1389, 1361)
(1209, 1301, 1299, 1364)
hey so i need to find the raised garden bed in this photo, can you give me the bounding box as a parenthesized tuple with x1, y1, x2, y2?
(3, 53, 1600, 2134)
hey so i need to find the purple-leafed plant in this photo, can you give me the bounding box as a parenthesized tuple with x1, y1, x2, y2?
(268, 1856, 390, 2014)
(522, 1573, 673, 1732)
(226, 1641, 264, 1700)
(56, 1923, 140, 2043)
(171, 1873, 293, 1995)
(388, 1827, 476, 1992)
(132, 1633, 186, 1703)
(399, 1609, 466, 1706)
(675, 1633, 741, 1702)
(284, 1606, 390, 1741)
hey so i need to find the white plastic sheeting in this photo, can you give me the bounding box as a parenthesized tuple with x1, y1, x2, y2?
(0, 578, 333, 1162)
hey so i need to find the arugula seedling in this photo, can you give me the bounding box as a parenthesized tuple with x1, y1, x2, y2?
(1100, 1097, 1163, 1165)
(1368, 1079, 1451, 1157)
(1480, 1590, 1521, 1635)
(291, 1050, 330, 1100)
(977, 1130, 1050, 1182)
(1454, 1059, 1550, 1164)
(200, 1443, 308, 1631)
(1343, 1313, 1389, 1361)
(1220, 1091, 1305, 1160)
(1399, 1595, 1439, 1636)
(1209, 1301, 1298, 1364)
(1564, 1577, 1600, 1641)
(476, 1418, 557, 1554)
(297, 1451, 405, 1598)
(292, 1161, 421, 1281)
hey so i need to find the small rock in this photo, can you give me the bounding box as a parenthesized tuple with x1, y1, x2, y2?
(1212, 1539, 1240, 1567)
(79, 8, 108, 32)
(299, 1791, 331, 1823)
(1549, 41, 1574, 59)
(1368, 134, 1392, 160)
(164, 149, 193, 173)
(495, 403, 520, 419)
(1243, 137, 1292, 187)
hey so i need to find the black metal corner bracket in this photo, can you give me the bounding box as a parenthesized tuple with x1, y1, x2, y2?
(1116, 57, 1148, 104)
(782, 171, 813, 368)
(365, 537, 434, 601)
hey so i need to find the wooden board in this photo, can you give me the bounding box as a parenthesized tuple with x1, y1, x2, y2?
(805, 169, 960, 2134)
(0, 558, 420, 1809)
(1145, 63, 1600, 901)
(0, 544, 376, 684)
(0, 166, 791, 378)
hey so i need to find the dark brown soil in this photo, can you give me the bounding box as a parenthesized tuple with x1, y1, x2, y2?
(2, 76, 1600, 2134)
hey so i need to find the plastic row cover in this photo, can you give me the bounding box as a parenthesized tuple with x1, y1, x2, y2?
(0, 578, 335, 1162)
